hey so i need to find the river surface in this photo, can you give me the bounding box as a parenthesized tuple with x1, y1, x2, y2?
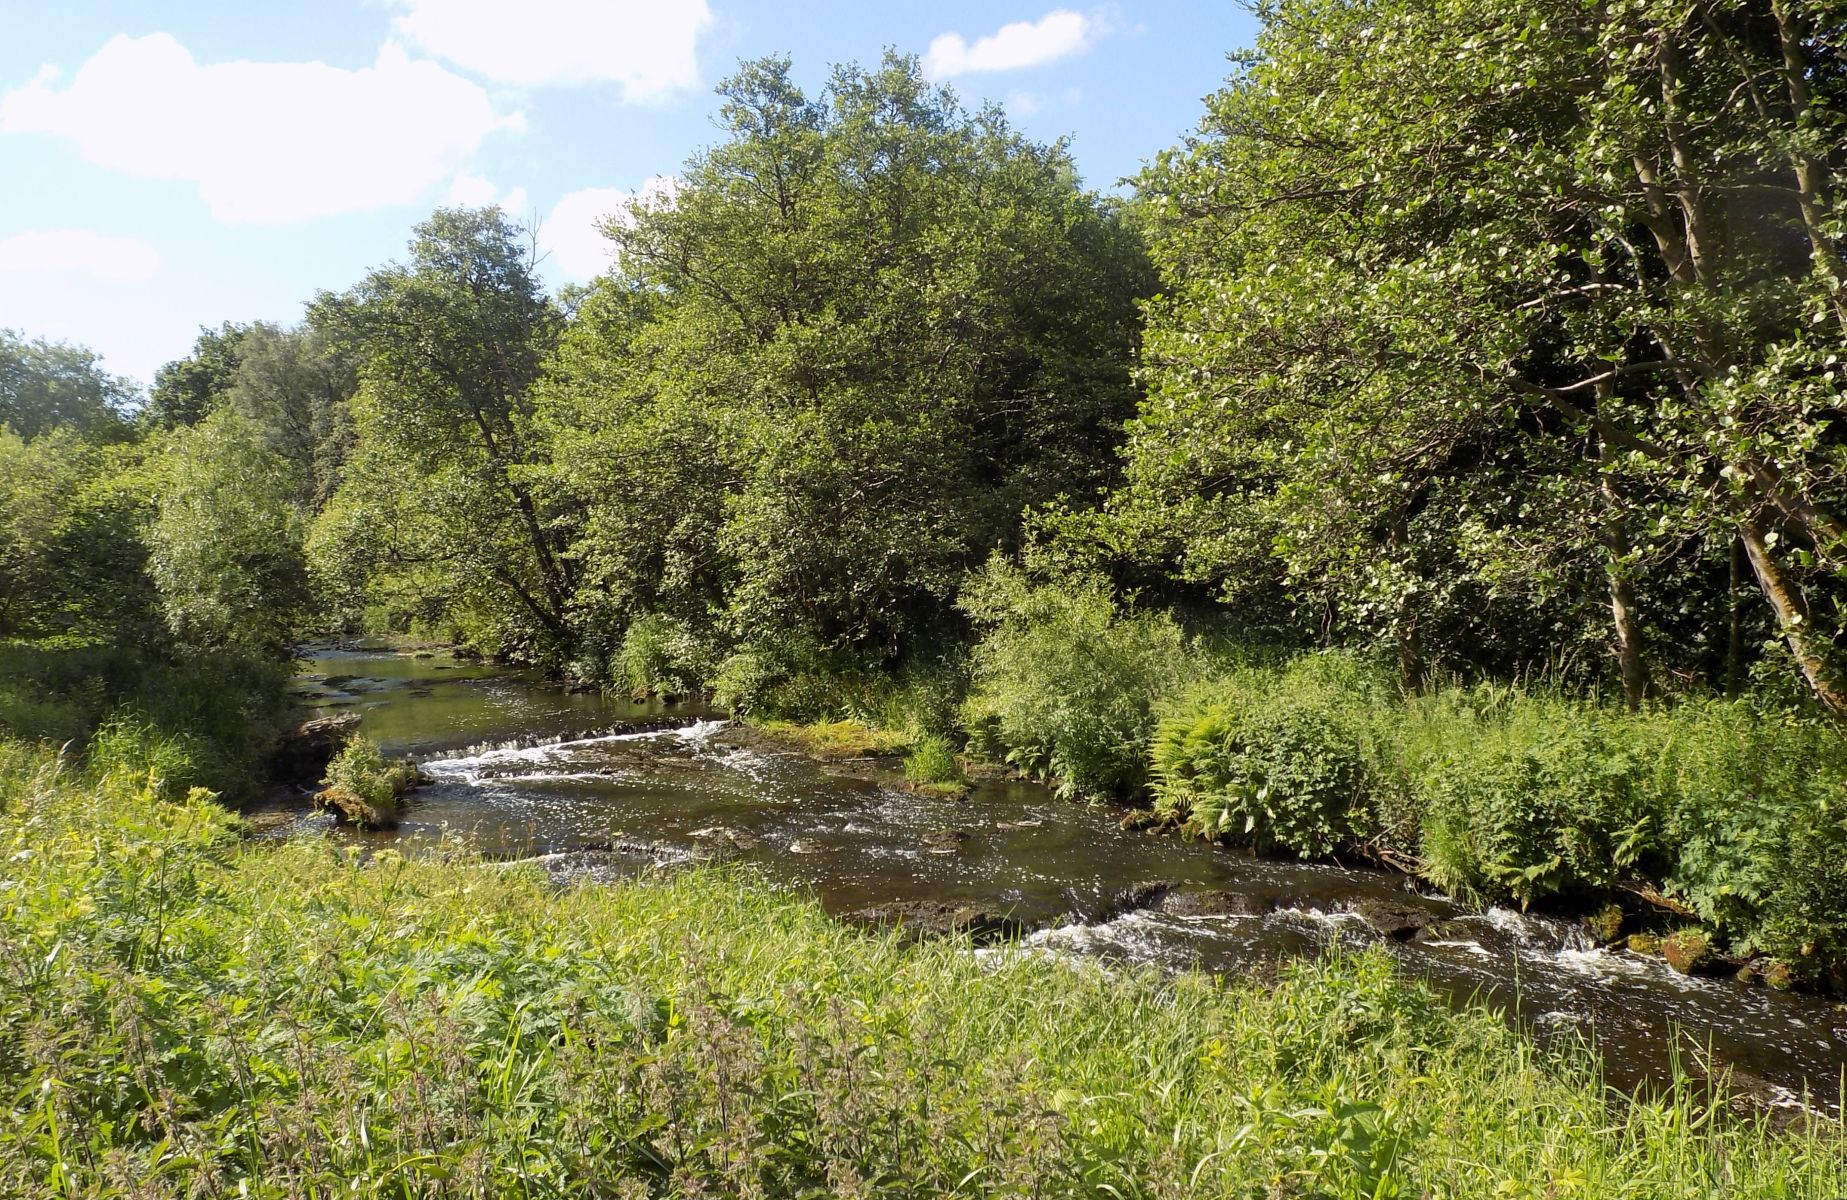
(262, 645, 1847, 1115)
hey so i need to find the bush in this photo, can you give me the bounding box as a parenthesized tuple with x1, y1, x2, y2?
(903, 734, 965, 787)
(319, 734, 425, 828)
(1414, 702, 1664, 907)
(960, 562, 1194, 799)
(87, 713, 218, 802)
(612, 612, 717, 699)
(1151, 669, 1375, 857)
(1648, 701, 1847, 973)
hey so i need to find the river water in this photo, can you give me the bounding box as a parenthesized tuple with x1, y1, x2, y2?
(262, 645, 1847, 1115)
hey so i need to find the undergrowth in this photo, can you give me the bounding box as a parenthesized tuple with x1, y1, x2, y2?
(1, 737, 1845, 1196)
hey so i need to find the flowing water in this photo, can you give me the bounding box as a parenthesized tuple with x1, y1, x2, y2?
(262, 645, 1847, 1115)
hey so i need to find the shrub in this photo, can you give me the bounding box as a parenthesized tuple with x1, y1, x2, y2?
(1414, 702, 1664, 907)
(904, 734, 965, 787)
(1649, 701, 1847, 972)
(1151, 679, 1372, 858)
(612, 612, 716, 699)
(960, 561, 1193, 800)
(319, 734, 425, 828)
(87, 712, 217, 802)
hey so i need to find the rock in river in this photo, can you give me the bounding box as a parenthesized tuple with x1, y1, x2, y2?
(840, 901, 1024, 944)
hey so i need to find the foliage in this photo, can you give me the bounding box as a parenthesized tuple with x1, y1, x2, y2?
(960, 560, 1193, 799)
(1, 735, 1842, 1197)
(310, 208, 570, 660)
(1414, 704, 1665, 906)
(1651, 701, 1847, 972)
(1152, 658, 1383, 857)
(0, 428, 160, 647)
(146, 408, 312, 658)
(1122, 0, 1847, 709)
(903, 734, 965, 788)
(322, 734, 423, 808)
(534, 53, 1151, 668)
(0, 328, 134, 442)
(612, 612, 715, 699)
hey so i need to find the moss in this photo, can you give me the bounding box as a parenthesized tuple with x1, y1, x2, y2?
(1662, 929, 1713, 975)
(1584, 903, 1625, 945)
(1625, 932, 1660, 955)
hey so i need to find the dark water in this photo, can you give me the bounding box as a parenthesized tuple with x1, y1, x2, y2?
(266, 646, 1847, 1115)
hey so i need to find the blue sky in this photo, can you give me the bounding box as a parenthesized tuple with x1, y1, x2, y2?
(0, 3, 1257, 386)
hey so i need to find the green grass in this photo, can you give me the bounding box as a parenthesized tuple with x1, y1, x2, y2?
(753, 717, 912, 759)
(2, 736, 1845, 1197)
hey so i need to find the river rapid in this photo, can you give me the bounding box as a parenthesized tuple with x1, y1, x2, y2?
(257, 644, 1847, 1117)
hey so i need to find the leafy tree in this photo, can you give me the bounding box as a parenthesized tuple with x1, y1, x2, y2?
(145, 323, 252, 430)
(1120, 0, 1847, 713)
(0, 330, 134, 442)
(146, 409, 311, 658)
(0, 428, 159, 646)
(537, 54, 1152, 670)
(310, 209, 569, 654)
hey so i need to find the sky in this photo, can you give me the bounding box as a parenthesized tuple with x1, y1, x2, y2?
(0, 2, 1257, 387)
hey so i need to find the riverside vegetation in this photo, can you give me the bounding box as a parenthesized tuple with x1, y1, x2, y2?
(4, 738, 1846, 1197)
(5, 0, 1847, 1192)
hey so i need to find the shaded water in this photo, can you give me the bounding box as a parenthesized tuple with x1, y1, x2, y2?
(268, 646, 1847, 1114)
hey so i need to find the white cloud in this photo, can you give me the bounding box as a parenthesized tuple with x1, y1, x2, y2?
(924, 9, 1098, 79)
(446, 172, 501, 206)
(1005, 90, 1043, 118)
(540, 176, 677, 280)
(447, 174, 528, 213)
(387, 0, 713, 98)
(0, 230, 160, 283)
(0, 34, 523, 223)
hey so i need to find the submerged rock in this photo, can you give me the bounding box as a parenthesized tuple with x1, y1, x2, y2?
(921, 828, 970, 855)
(1098, 880, 1175, 921)
(1345, 897, 1438, 942)
(689, 825, 761, 853)
(1161, 889, 1270, 918)
(840, 901, 1024, 944)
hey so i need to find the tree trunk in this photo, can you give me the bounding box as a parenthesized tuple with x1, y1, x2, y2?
(1597, 403, 1646, 709)
(1396, 602, 1425, 696)
(1726, 536, 1747, 697)
(1739, 515, 1847, 718)
(1606, 553, 1646, 710)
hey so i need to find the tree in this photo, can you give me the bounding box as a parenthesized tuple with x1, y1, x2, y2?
(146, 409, 311, 658)
(1122, 0, 1847, 711)
(0, 330, 134, 442)
(536, 54, 1152, 669)
(145, 323, 251, 430)
(310, 209, 569, 654)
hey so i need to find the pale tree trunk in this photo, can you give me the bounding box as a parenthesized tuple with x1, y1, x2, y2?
(1739, 515, 1847, 718)
(1604, 512, 1647, 709)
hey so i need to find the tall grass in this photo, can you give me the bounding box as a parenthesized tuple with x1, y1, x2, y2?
(1, 736, 1843, 1197)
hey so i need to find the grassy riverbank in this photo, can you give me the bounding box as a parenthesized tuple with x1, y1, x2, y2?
(3, 736, 1845, 1197)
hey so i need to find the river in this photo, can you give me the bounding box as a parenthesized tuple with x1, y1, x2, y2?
(256, 644, 1847, 1117)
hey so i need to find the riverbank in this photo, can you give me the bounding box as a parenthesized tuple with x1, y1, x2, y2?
(3, 734, 1845, 1197)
